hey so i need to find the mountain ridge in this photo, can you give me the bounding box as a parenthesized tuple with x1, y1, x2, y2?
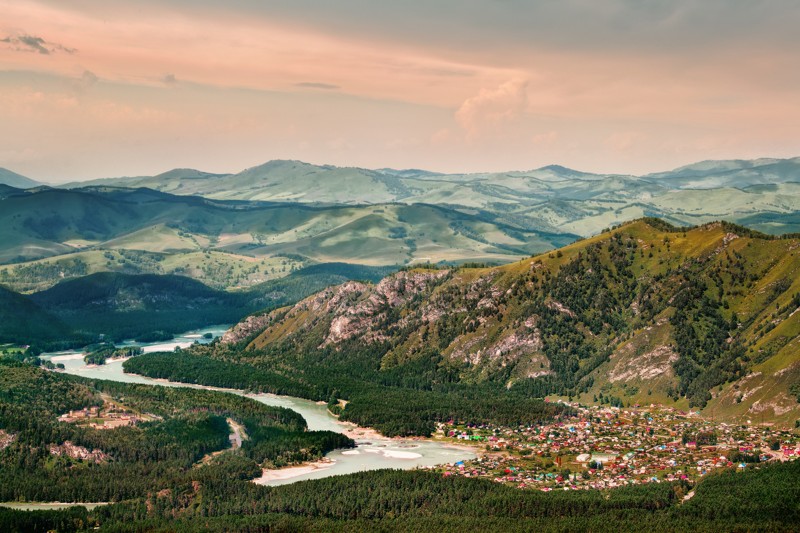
(0, 168, 39, 189)
(53, 156, 800, 237)
(209, 218, 800, 426)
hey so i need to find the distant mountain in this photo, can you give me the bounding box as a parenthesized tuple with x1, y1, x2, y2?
(0, 168, 39, 189)
(60, 157, 800, 237)
(214, 219, 800, 426)
(644, 157, 800, 189)
(0, 186, 553, 290)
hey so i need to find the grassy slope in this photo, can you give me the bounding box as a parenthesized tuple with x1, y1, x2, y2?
(0, 261, 396, 346)
(242, 219, 800, 424)
(62, 157, 800, 238)
(0, 188, 550, 272)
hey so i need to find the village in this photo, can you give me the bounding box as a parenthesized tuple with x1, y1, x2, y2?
(434, 401, 800, 491)
(58, 400, 156, 430)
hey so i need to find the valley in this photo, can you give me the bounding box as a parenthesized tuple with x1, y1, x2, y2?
(40, 333, 475, 487)
(126, 219, 798, 432)
(1, 162, 799, 532)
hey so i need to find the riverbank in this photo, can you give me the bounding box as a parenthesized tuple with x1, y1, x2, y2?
(43, 329, 475, 487)
(253, 459, 335, 484)
(251, 439, 480, 487)
(0, 502, 109, 511)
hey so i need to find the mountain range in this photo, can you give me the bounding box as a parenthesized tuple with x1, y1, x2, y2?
(0, 168, 39, 189)
(204, 218, 800, 427)
(61, 157, 800, 236)
(0, 185, 557, 292)
(0, 157, 798, 294)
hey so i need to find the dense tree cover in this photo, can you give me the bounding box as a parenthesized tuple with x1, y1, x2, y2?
(126, 220, 800, 437)
(0, 361, 352, 504)
(123, 353, 321, 399)
(0, 263, 396, 349)
(0, 285, 75, 345)
(27, 273, 248, 344)
(0, 507, 90, 533)
(670, 272, 745, 407)
(125, 347, 571, 437)
(83, 344, 143, 365)
(3, 461, 798, 532)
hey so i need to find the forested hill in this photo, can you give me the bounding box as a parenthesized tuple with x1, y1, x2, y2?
(2, 354, 799, 531)
(0, 263, 396, 348)
(221, 218, 800, 425)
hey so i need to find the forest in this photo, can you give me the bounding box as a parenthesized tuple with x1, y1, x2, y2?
(0, 360, 351, 505)
(123, 349, 572, 437)
(0, 262, 395, 351)
(118, 219, 800, 439)
(1, 457, 798, 531)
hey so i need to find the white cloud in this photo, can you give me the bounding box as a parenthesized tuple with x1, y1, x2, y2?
(455, 79, 528, 139)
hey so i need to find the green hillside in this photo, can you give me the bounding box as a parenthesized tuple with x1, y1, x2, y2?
(0, 168, 39, 189)
(64, 157, 800, 236)
(0, 286, 70, 344)
(23, 272, 245, 343)
(0, 262, 395, 348)
(130, 219, 800, 432)
(0, 186, 555, 272)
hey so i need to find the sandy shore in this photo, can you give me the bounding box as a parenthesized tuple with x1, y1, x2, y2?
(0, 502, 109, 510)
(252, 459, 334, 484)
(440, 442, 479, 453)
(339, 423, 389, 441)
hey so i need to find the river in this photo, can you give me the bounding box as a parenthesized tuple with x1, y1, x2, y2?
(41, 325, 475, 487)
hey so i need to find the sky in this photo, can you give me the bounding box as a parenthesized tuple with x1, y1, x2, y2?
(1, 0, 799, 183)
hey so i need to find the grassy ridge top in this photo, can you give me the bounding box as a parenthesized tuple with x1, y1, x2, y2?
(227, 218, 800, 425)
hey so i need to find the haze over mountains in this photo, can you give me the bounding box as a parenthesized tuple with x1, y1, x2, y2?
(52, 155, 800, 236)
(0, 168, 40, 190)
(0, 156, 798, 295)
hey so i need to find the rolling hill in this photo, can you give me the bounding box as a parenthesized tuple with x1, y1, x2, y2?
(0, 263, 395, 347)
(63, 157, 800, 236)
(0, 186, 567, 282)
(148, 219, 800, 428)
(0, 285, 70, 344)
(0, 168, 39, 189)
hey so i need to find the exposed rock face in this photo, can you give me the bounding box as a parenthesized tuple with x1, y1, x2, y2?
(222, 313, 277, 344)
(723, 233, 740, 245)
(449, 315, 543, 368)
(609, 345, 679, 382)
(240, 270, 452, 349)
(0, 429, 15, 451)
(49, 441, 108, 463)
(321, 271, 450, 346)
(546, 300, 576, 318)
(749, 393, 797, 416)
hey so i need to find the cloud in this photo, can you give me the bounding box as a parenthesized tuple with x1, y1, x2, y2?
(162, 73, 177, 85)
(455, 79, 528, 138)
(1, 34, 75, 54)
(295, 82, 340, 90)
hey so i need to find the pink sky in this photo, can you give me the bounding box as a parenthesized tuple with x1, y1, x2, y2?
(1, 0, 798, 182)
